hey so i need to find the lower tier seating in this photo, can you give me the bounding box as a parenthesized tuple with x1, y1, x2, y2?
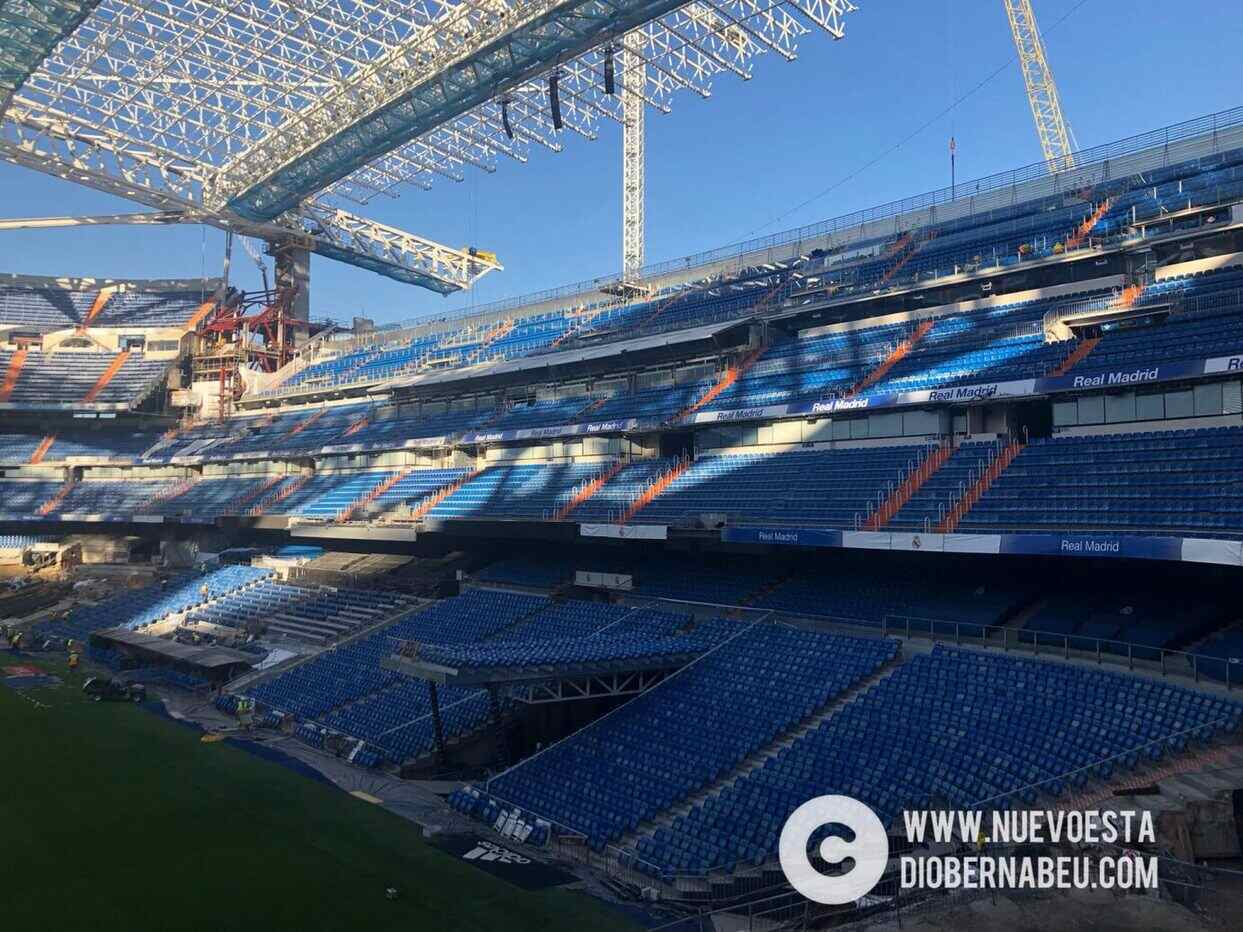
(248, 589, 552, 760)
(482, 625, 897, 850)
(623, 646, 1242, 876)
(753, 565, 1031, 636)
(35, 565, 272, 642)
(187, 579, 411, 644)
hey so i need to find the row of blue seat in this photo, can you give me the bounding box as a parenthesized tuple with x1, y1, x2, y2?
(620, 645, 1242, 876)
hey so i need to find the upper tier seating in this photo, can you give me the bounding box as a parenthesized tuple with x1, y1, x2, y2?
(94, 291, 202, 327)
(0, 285, 95, 328)
(959, 427, 1243, 537)
(127, 263, 1243, 471)
(797, 149, 1243, 303)
(625, 646, 1243, 876)
(483, 625, 896, 850)
(0, 284, 201, 329)
(1065, 267, 1243, 372)
(260, 146, 1243, 400)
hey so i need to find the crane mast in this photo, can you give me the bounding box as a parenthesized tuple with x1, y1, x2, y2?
(1003, 0, 1075, 172)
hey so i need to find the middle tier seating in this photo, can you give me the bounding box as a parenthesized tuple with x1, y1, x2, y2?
(427, 462, 608, 521)
(55, 478, 180, 515)
(0, 348, 170, 407)
(628, 446, 931, 527)
(959, 426, 1243, 536)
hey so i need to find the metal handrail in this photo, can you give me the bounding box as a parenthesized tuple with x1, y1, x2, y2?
(879, 612, 1235, 689)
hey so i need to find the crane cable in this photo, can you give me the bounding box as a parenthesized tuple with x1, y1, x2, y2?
(741, 0, 1095, 239)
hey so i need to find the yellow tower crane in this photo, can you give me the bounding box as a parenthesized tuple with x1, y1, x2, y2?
(1003, 0, 1076, 172)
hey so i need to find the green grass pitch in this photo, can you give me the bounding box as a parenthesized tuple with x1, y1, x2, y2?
(0, 654, 639, 932)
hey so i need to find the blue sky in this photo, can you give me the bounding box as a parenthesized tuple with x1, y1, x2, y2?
(1, 0, 1240, 325)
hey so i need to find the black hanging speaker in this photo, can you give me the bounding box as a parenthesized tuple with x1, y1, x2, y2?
(549, 71, 562, 130)
(501, 98, 514, 140)
(604, 46, 615, 95)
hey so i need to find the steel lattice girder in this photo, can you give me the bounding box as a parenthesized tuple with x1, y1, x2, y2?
(0, 0, 101, 107)
(507, 669, 672, 704)
(0, 101, 500, 291)
(214, 0, 710, 219)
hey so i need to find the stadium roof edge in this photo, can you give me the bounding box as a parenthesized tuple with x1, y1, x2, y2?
(0, 272, 222, 293)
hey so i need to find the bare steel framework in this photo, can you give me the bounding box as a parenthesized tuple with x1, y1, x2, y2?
(1, 0, 858, 293)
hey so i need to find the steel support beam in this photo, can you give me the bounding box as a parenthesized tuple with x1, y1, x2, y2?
(428, 681, 449, 765)
(621, 29, 645, 279)
(2, 0, 857, 289)
(508, 668, 671, 703)
(0, 211, 189, 230)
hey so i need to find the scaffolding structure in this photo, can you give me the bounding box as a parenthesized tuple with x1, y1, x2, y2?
(192, 288, 309, 419)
